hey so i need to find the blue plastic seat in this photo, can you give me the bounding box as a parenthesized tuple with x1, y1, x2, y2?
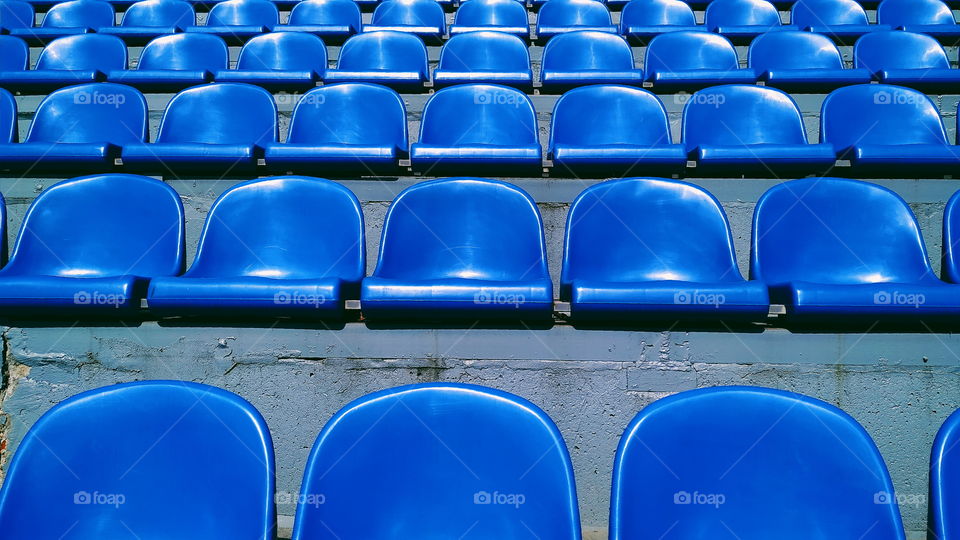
(434, 31, 531, 89)
(683, 85, 835, 176)
(0, 35, 29, 72)
(361, 179, 553, 322)
(275, 0, 360, 44)
(610, 386, 906, 539)
(792, 0, 888, 44)
(449, 0, 529, 39)
(0, 83, 147, 174)
(264, 83, 407, 175)
(854, 31, 960, 92)
(644, 32, 757, 91)
(821, 84, 958, 177)
(214, 32, 325, 91)
(535, 0, 616, 42)
(323, 31, 429, 91)
(705, 0, 788, 43)
(97, 0, 195, 45)
(562, 179, 769, 323)
(0, 34, 127, 93)
(185, 0, 277, 44)
(752, 177, 960, 322)
(749, 31, 871, 91)
(0, 1, 35, 33)
(0, 88, 17, 145)
(931, 408, 960, 540)
(107, 33, 226, 91)
(0, 381, 274, 536)
(10, 0, 113, 45)
(410, 85, 542, 175)
(0, 175, 183, 317)
(549, 85, 685, 176)
(619, 0, 699, 44)
(877, 0, 960, 44)
(540, 31, 643, 92)
(121, 83, 277, 175)
(148, 177, 364, 319)
(292, 383, 579, 538)
(363, 0, 446, 44)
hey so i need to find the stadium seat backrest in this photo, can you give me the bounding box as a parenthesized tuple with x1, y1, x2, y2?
(35, 33, 128, 71)
(610, 386, 906, 539)
(0, 88, 16, 143)
(705, 0, 781, 29)
(878, 0, 956, 26)
(940, 190, 960, 283)
(206, 0, 279, 27)
(820, 84, 949, 148)
(41, 0, 114, 28)
(454, 0, 528, 27)
(0, 35, 28, 71)
(137, 33, 228, 71)
(542, 31, 635, 71)
(25, 83, 148, 145)
(550, 85, 672, 147)
(370, 0, 446, 28)
(236, 32, 327, 71)
(0, 381, 275, 539)
(644, 31, 740, 72)
(372, 178, 549, 281)
(931, 409, 960, 539)
(562, 178, 743, 290)
(620, 0, 696, 27)
(683, 85, 809, 150)
(121, 0, 195, 28)
(4, 174, 184, 277)
(292, 383, 581, 539)
(285, 83, 407, 147)
(186, 177, 365, 281)
(288, 0, 361, 30)
(537, 0, 613, 27)
(438, 32, 529, 71)
(155, 83, 278, 145)
(750, 177, 935, 285)
(0, 0, 34, 29)
(336, 31, 428, 73)
(792, 0, 869, 27)
(854, 31, 951, 71)
(749, 31, 845, 71)
(418, 84, 538, 146)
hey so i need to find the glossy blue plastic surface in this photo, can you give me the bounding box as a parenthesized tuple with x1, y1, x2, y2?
(644, 31, 757, 90)
(610, 386, 906, 539)
(855, 31, 960, 92)
(98, 0, 195, 44)
(930, 408, 960, 540)
(121, 83, 278, 175)
(877, 0, 960, 42)
(749, 31, 871, 91)
(682, 85, 835, 176)
(214, 32, 326, 90)
(535, 0, 616, 40)
(0, 34, 127, 93)
(107, 33, 226, 91)
(0, 380, 275, 537)
(705, 0, 786, 43)
(0, 35, 28, 72)
(751, 177, 960, 320)
(10, 0, 113, 44)
(264, 83, 406, 175)
(449, 0, 529, 38)
(540, 31, 643, 91)
(821, 84, 957, 176)
(292, 383, 580, 538)
(277, 0, 361, 43)
(0, 88, 16, 144)
(0, 0, 34, 31)
(361, 178, 553, 322)
(323, 31, 429, 91)
(0, 83, 147, 174)
(549, 85, 685, 176)
(149, 177, 364, 319)
(186, 0, 278, 43)
(939, 189, 960, 283)
(0, 174, 184, 316)
(364, 0, 446, 43)
(792, 0, 887, 43)
(410, 84, 542, 175)
(434, 32, 532, 89)
(619, 0, 699, 43)
(562, 178, 768, 322)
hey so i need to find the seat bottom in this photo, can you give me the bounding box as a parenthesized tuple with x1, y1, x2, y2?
(570, 280, 770, 322)
(148, 276, 345, 318)
(410, 144, 543, 175)
(0, 274, 145, 317)
(121, 143, 259, 176)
